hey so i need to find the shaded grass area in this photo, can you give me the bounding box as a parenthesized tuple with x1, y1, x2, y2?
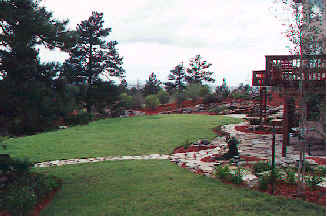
(35, 160, 325, 216)
(3, 115, 241, 162)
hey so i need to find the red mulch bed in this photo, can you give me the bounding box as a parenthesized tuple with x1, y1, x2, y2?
(173, 145, 218, 154)
(259, 181, 326, 206)
(235, 125, 283, 135)
(307, 157, 326, 165)
(30, 186, 61, 216)
(200, 154, 265, 163)
(138, 99, 203, 115)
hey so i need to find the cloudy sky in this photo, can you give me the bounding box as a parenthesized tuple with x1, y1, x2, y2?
(39, 0, 294, 87)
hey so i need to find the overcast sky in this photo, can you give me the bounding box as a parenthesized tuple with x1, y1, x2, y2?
(39, 0, 293, 87)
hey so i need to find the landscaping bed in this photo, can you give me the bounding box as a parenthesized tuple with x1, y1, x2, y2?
(0, 172, 61, 216)
(205, 154, 325, 206)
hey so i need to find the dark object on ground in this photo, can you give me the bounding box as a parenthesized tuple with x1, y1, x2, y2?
(215, 135, 239, 160)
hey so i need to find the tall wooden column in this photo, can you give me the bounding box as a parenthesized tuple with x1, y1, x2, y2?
(282, 96, 290, 157)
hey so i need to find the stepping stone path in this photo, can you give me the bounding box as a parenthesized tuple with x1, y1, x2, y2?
(34, 154, 170, 168)
(34, 114, 325, 188)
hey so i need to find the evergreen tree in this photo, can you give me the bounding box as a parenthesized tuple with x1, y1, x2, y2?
(0, 0, 73, 82)
(164, 64, 186, 92)
(164, 64, 186, 109)
(65, 11, 125, 112)
(216, 78, 230, 99)
(143, 72, 161, 96)
(0, 0, 74, 134)
(185, 54, 215, 84)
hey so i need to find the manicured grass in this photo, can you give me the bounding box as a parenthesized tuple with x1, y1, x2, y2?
(3, 115, 241, 162)
(35, 160, 325, 216)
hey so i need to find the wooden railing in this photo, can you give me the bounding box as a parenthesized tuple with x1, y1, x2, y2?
(265, 55, 326, 87)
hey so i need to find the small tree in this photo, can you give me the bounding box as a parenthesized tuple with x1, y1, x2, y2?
(143, 72, 161, 96)
(216, 78, 230, 99)
(186, 54, 215, 84)
(65, 11, 125, 113)
(164, 64, 186, 109)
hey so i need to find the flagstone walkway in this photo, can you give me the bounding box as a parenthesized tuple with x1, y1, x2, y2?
(33, 114, 325, 187)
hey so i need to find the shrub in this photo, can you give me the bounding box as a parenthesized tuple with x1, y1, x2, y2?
(203, 94, 218, 104)
(145, 95, 160, 110)
(253, 161, 271, 175)
(258, 174, 270, 190)
(215, 165, 231, 180)
(120, 93, 133, 108)
(64, 112, 92, 125)
(157, 90, 170, 104)
(4, 184, 37, 216)
(2, 172, 60, 216)
(0, 158, 32, 177)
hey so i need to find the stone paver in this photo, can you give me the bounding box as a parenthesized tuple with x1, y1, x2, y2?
(34, 154, 170, 168)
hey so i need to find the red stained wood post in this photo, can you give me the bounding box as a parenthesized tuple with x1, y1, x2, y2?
(272, 123, 276, 169)
(282, 96, 290, 157)
(259, 85, 263, 123)
(271, 122, 276, 195)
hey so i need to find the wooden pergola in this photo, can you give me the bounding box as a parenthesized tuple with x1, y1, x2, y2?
(252, 54, 326, 157)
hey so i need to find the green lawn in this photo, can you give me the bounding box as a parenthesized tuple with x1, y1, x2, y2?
(35, 160, 325, 216)
(4, 114, 325, 215)
(3, 114, 241, 162)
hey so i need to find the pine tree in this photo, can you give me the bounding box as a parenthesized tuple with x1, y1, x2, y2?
(164, 64, 187, 109)
(143, 72, 161, 96)
(0, 0, 74, 134)
(0, 0, 72, 82)
(216, 78, 230, 99)
(164, 64, 186, 92)
(185, 54, 215, 84)
(66, 11, 125, 112)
